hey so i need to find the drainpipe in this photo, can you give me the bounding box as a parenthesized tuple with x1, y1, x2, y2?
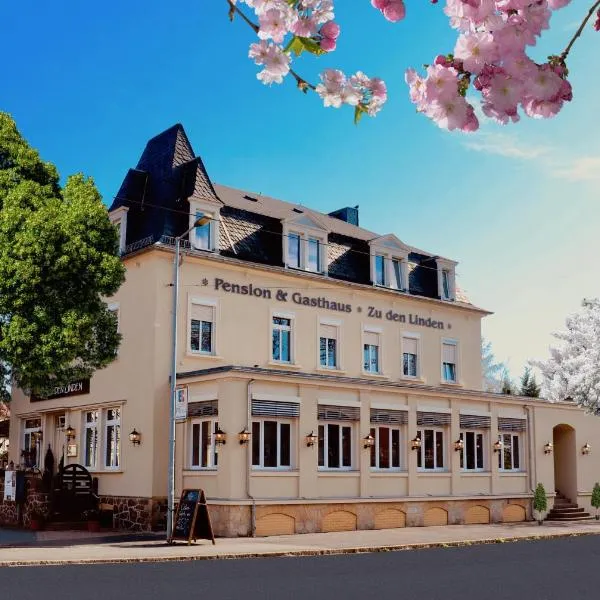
(525, 405, 535, 493)
(247, 379, 256, 537)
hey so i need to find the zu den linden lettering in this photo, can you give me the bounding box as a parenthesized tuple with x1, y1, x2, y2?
(6, 124, 600, 536)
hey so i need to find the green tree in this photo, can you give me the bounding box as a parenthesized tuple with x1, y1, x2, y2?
(592, 483, 600, 520)
(533, 483, 548, 524)
(520, 367, 541, 397)
(0, 113, 124, 400)
(500, 367, 515, 395)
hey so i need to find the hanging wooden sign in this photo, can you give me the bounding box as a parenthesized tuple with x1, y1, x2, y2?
(169, 489, 215, 545)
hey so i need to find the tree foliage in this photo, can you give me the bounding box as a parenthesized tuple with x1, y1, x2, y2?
(533, 483, 548, 521)
(0, 113, 124, 400)
(481, 337, 505, 393)
(591, 482, 600, 514)
(520, 367, 541, 397)
(533, 299, 600, 414)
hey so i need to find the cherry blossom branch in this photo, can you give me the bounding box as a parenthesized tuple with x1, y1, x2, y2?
(561, 0, 600, 60)
(227, 0, 316, 92)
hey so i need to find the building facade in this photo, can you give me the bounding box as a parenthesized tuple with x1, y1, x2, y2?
(8, 125, 600, 535)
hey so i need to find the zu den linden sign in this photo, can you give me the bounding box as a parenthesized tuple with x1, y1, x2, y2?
(31, 379, 91, 402)
(212, 277, 450, 330)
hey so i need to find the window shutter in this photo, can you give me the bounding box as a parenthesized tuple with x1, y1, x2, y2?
(318, 404, 360, 421)
(251, 400, 300, 418)
(442, 343, 456, 363)
(364, 331, 379, 346)
(188, 400, 218, 417)
(459, 414, 491, 429)
(417, 411, 451, 427)
(320, 324, 337, 340)
(370, 408, 408, 425)
(191, 304, 213, 322)
(403, 337, 418, 355)
(498, 417, 526, 432)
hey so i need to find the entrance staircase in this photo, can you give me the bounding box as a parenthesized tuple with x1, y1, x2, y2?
(545, 491, 593, 522)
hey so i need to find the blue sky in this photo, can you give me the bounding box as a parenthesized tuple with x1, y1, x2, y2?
(2, 1, 599, 381)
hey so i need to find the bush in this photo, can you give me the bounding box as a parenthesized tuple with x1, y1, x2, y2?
(591, 483, 600, 519)
(533, 483, 548, 523)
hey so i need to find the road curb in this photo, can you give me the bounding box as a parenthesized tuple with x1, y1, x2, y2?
(1, 530, 599, 568)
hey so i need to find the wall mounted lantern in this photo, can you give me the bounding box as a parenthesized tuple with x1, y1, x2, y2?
(411, 436, 422, 451)
(129, 428, 142, 446)
(582, 443, 591, 455)
(238, 429, 251, 445)
(214, 428, 227, 445)
(493, 440, 503, 453)
(454, 438, 464, 452)
(363, 434, 375, 450)
(544, 442, 553, 455)
(305, 431, 318, 447)
(65, 426, 76, 441)
(32, 430, 43, 443)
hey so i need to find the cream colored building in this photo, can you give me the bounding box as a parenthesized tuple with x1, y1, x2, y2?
(9, 125, 600, 534)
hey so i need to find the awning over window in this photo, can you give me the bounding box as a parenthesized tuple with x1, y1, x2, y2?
(460, 414, 491, 429)
(417, 411, 451, 427)
(252, 400, 300, 418)
(370, 408, 408, 425)
(318, 404, 360, 422)
(498, 417, 527, 432)
(188, 400, 218, 417)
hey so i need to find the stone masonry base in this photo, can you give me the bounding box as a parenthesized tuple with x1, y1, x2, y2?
(208, 498, 532, 538)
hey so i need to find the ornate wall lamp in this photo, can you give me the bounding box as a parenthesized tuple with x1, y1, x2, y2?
(363, 434, 375, 450)
(411, 436, 422, 451)
(214, 428, 227, 445)
(129, 428, 142, 446)
(582, 443, 591, 455)
(238, 429, 251, 445)
(493, 440, 503, 453)
(32, 431, 43, 443)
(305, 431, 318, 447)
(65, 426, 76, 441)
(544, 442, 553, 455)
(454, 438, 464, 452)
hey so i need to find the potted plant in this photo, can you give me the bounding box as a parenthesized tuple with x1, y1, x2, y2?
(84, 509, 101, 532)
(591, 482, 600, 520)
(533, 483, 548, 525)
(29, 510, 44, 531)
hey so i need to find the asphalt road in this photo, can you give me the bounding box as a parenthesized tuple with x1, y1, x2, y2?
(4, 536, 600, 600)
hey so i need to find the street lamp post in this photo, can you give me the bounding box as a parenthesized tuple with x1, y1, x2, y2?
(166, 215, 210, 542)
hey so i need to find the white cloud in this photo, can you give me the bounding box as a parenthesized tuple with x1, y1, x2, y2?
(463, 132, 551, 160)
(463, 131, 600, 181)
(554, 156, 600, 181)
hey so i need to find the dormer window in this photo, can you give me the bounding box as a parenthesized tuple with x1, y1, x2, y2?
(282, 213, 328, 274)
(109, 207, 129, 255)
(189, 201, 220, 252)
(369, 235, 410, 292)
(437, 259, 457, 301)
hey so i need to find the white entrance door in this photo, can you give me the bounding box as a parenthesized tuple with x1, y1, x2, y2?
(53, 414, 66, 471)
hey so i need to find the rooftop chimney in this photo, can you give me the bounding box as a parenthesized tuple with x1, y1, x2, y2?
(328, 206, 359, 227)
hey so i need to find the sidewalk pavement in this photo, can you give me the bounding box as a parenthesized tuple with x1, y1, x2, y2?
(1, 521, 599, 567)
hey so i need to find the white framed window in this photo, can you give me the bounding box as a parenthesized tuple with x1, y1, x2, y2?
(369, 236, 410, 291)
(363, 330, 381, 374)
(83, 410, 99, 469)
(252, 419, 293, 469)
(437, 259, 457, 301)
(189, 201, 220, 252)
(375, 254, 386, 286)
(499, 433, 522, 471)
(319, 322, 339, 369)
(272, 315, 293, 363)
(460, 430, 485, 471)
(442, 340, 458, 383)
(417, 428, 446, 471)
(402, 335, 419, 378)
(109, 206, 128, 255)
(318, 422, 354, 470)
(282, 221, 327, 274)
(370, 426, 403, 470)
(104, 408, 121, 469)
(288, 233, 301, 269)
(22, 418, 42, 469)
(189, 301, 216, 355)
(190, 418, 219, 469)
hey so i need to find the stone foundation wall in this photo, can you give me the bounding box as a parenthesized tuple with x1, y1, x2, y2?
(0, 472, 51, 528)
(98, 496, 168, 532)
(208, 498, 532, 538)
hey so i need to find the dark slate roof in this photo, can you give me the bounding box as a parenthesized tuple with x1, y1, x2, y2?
(111, 124, 470, 305)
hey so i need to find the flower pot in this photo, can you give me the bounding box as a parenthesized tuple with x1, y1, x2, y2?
(88, 520, 101, 533)
(30, 518, 43, 531)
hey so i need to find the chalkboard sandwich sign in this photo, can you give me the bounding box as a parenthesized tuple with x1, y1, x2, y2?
(169, 489, 216, 545)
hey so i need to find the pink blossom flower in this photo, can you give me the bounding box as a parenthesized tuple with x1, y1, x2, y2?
(546, 0, 572, 9)
(320, 37, 337, 52)
(371, 0, 406, 22)
(454, 32, 499, 74)
(292, 16, 318, 37)
(249, 40, 290, 85)
(258, 7, 295, 44)
(320, 21, 340, 40)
